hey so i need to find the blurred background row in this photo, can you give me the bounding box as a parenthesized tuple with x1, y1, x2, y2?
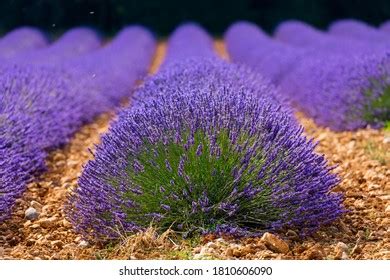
(1, 0, 390, 36)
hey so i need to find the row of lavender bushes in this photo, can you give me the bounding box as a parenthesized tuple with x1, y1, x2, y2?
(226, 19, 390, 131)
(0, 26, 156, 221)
(66, 24, 344, 241)
(0, 27, 48, 60)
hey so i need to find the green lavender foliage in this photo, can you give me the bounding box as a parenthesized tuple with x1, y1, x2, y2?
(363, 81, 390, 125)
(117, 129, 280, 233)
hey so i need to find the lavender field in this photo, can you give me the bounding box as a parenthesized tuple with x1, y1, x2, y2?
(0, 20, 389, 260)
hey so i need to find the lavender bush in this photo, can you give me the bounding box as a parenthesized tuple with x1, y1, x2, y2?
(133, 57, 288, 111)
(380, 21, 390, 34)
(0, 27, 48, 59)
(66, 57, 343, 240)
(161, 22, 216, 68)
(329, 19, 390, 46)
(280, 52, 390, 130)
(225, 21, 306, 84)
(0, 66, 71, 221)
(135, 23, 287, 111)
(225, 21, 390, 130)
(10, 27, 101, 65)
(66, 26, 156, 110)
(0, 26, 156, 222)
(274, 20, 384, 54)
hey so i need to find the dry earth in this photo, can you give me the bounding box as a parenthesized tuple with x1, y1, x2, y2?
(0, 41, 389, 260)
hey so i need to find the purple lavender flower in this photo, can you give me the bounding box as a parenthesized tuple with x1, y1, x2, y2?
(165, 159, 173, 172)
(0, 27, 48, 59)
(178, 156, 185, 177)
(195, 144, 203, 156)
(0, 26, 156, 222)
(161, 204, 171, 211)
(66, 58, 343, 240)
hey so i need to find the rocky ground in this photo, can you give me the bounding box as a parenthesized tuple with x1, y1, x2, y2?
(0, 41, 389, 260)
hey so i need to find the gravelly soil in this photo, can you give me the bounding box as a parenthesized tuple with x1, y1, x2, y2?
(0, 41, 389, 260)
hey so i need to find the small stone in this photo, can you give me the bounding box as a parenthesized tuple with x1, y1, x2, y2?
(41, 205, 51, 215)
(351, 245, 362, 255)
(8, 236, 19, 246)
(25, 207, 39, 221)
(304, 245, 325, 260)
(240, 245, 256, 256)
(67, 160, 79, 168)
(380, 195, 390, 201)
(260, 232, 289, 254)
(347, 140, 356, 149)
(31, 223, 40, 229)
(381, 218, 390, 226)
(193, 247, 213, 260)
(385, 205, 390, 213)
(199, 247, 210, 255)
(30, 201, 42, 210)
(338, 221, 352, 234)
(78, 240, 89, 247)
(62, 219, 72, 228)
(368, 184, 380, 191)
(335, 242, 349, 259)
(51, 240, 64, 249)
(254, 239, 266, 249)
(383, 135, 390, 144)
(226, 248, 234, 257)
(286, 229, 299, 241)
(232, 248, 242, 257)
(192, 254, 202, 260)
(26, 239, 36, 246)
(192, 247, 201, 254)
(341, 252, 349, 260)
(215, 238, 226, 244)
(23, 220, 32, 228)
(353, 199, 365, 209)
(0, 247, 4, 258)
(205, 242, 217, 249)
(336, 242, 348, 252)
(38, 217, 57, 229)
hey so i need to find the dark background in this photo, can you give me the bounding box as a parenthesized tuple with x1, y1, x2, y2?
(0, 0, 390, 36)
